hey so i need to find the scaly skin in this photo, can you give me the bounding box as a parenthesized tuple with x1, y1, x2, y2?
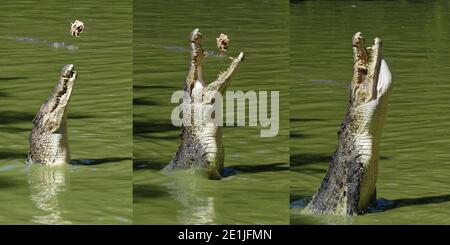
(27, 64, 77, 166)
(164, 28, 244, 179)
(303, 33, 393, 215)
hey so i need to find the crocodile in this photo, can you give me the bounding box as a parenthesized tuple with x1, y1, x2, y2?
(303, 32, 393, 215)
(27, 64, 77, 166)
(164, 28, 245, 179)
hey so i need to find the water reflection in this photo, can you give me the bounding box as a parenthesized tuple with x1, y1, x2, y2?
(27, 165, 70, 225)
(164, 170, 216, 224)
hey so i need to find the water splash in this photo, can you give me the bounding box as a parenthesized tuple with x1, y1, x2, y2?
(11, 37, 79, 51)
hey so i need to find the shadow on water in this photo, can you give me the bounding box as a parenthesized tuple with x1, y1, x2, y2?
(291, 153, 389, 167)
(70, 157, 131, 166)
(139, 135, 179, 140)
(133, 98, 162, 106)
(134, 184, 170, 199)
(133, 159, 167, 171)
(290, 118, 325, 123)
(224, 162, 289, 177)
(133, 85, 179, 90)
(0, 151, 27, 160)
(290, 132, 309, 139)
(0, 176, 19, 188)
(290, 0, 306, 4)
(290, 153, 331, 167)
(133, 120, 178, 135)
(0, 125, 29, 133)
(289, 193, 450, 215)
(0, 76, 27, 81)
(371, 194, 450, 213)
(134, 160, 290, 176)
(0, 111, 35, 124)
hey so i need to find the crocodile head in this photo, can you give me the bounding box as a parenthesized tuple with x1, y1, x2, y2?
(33, 64, 76, 133)
(351, 32, 392, 107)
(28, 64, 77, 165)
(350, 32, 392, 211)
(186, 28, 244, 102)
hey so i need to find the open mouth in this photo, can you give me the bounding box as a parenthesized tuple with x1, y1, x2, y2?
(187, 28, 244, 96)
(351, 32, 383, 104)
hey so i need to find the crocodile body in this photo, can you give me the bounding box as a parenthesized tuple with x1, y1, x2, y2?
(164, 29, 244, 179)
(27, 64, 77, 166)
(303, 33, 393, 215)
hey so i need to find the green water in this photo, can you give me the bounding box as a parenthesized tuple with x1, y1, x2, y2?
(133, 0, 290, 224)
(2, 0, 449, 225)
(290, 0, 450, 224)
(0, 0, 132, 224)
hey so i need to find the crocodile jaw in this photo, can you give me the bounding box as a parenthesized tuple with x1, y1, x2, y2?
(28, 64, 76, 165)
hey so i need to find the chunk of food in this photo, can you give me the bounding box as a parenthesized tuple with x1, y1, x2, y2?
(216, 33, 229, 51)
(70, 20, 84, 37)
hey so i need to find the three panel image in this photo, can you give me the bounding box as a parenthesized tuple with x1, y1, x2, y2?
(0, 0, 449, 225)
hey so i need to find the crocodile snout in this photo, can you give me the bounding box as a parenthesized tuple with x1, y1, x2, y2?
(60, 64, 76, 79)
